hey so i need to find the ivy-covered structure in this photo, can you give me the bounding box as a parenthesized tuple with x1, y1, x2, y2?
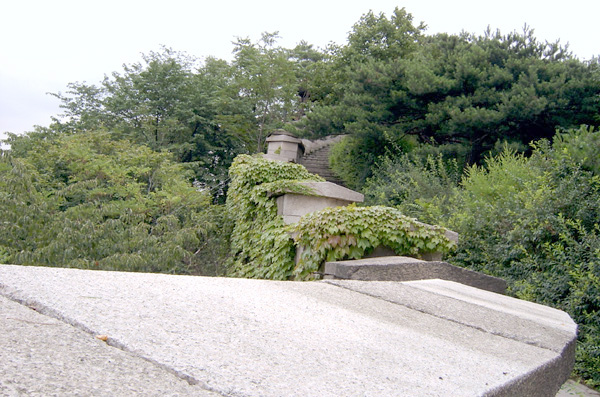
(225, 144, 456, 280)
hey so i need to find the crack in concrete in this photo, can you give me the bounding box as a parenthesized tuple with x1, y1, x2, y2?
(0, 283, 231, 397)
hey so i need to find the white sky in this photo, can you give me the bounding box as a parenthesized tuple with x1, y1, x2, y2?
(1, 0, 598, 141)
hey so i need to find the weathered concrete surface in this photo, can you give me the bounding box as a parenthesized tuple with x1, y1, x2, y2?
(324, 256, 507, 294)
(0, 265, 576, 396)
(326, 279, 577, 397)
(0, 295, 217, 396)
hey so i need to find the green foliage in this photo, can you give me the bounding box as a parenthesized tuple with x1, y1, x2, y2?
(328, 136, 378, 190)
(306, 19, 600, 184)
(288, 41, 329, 118)
(343, 7, 425, 62)
(225, 154, 323, 279)
(231, 32, 300, 152)
(329, 133, 417, 190)
(396, 28, 600, 160)
(291, 205, 455, 279)
(47, 48, 247, 200)
(364, 148, 462, 224)
(225, 154, 454, 281)
(553, 125, 600, 174)
(0, 131, 230, 275)
(45, 43, 333, 199)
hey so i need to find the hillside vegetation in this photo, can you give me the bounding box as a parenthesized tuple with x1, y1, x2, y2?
(1, 7, 599, 387)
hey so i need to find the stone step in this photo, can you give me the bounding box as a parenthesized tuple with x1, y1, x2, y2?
(302, 166, 335, 175)
(301, 162, 330, 168)
(299, 145, 346, 186)
(301, 158, 329, 164)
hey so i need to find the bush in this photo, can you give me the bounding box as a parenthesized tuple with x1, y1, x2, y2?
(364, 148, 462, 224)
(329, 135, 377, 190)
(329, 133, 416, 191)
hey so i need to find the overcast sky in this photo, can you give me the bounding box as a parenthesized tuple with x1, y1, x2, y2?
(1, 0, 598, 142)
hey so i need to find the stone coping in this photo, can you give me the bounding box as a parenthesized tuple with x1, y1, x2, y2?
(324, 256, 508, 294)
(269, 181, 364, 203)
(265, 134, 304, 145)
(0, 264, 577, 397)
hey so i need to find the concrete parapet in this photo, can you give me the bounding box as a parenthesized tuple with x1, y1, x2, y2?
(325, 278, 577, 397)
(0, 265, 577, 397)
(324, 256, 507, 294)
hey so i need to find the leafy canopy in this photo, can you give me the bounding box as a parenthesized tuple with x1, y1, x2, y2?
(0, 131, 229, 275)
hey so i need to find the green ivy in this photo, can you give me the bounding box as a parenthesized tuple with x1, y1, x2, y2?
(291, 205, 456, 279)
(225, 154, 323, 279)
(226, 154, 455, 280)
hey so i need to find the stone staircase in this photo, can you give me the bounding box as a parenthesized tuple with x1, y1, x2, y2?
(298, 145, 345, 186)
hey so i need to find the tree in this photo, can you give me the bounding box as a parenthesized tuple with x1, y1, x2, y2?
(48, 82, 107, 133)
(342, 7, 425, 63)
(1, 131, 231, 275)
(393, 29, 600, 163)
(302, 8, 426, 186)
(48, 48, 247, 198)
(305, 15, 600, 188)
(103, 48, 196, 150)
(231, 32, 300, 152)
(288, 41, 328, 119)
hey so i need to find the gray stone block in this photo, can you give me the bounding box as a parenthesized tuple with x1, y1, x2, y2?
(324, 278, 577, 397)
(265, 132, 304, 162)
(273, 181, 364, 224)
(324, 256, 507, 294)
(0, 265, 577, 396)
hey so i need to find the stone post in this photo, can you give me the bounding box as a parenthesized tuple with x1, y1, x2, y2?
(263, 130, 304, 163)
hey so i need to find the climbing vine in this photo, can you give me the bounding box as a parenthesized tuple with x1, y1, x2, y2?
(226, 154, 323, 279)
(226, 154, 455, 280)
(290, 205, 456, 279)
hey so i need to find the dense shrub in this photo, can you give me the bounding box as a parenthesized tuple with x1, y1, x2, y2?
(329, 135, 379, 190)
(329, 133, 417, 191)
(364, 148, 461, 224)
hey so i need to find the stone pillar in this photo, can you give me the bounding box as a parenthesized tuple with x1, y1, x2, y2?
(263, 130, 304, 163)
